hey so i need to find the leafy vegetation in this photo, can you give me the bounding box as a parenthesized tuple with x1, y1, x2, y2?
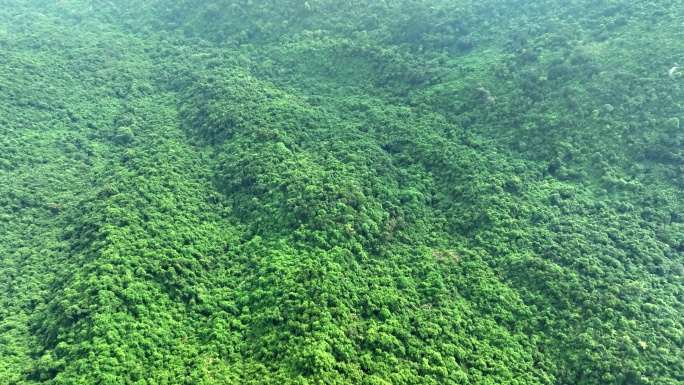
(1, 0, 684, 384)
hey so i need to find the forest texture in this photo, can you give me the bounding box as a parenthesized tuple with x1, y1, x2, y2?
(1, 0, 684, 384)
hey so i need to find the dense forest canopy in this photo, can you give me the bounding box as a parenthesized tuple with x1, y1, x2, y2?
(1, 0, 683, 384)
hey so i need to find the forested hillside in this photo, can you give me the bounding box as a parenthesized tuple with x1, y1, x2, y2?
(1, 0, 684, 384)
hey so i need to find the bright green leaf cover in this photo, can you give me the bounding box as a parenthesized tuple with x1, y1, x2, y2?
(1, 1, 683, 384)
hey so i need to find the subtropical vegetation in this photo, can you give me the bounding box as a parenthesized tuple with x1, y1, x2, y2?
(1, 0, 683, 384)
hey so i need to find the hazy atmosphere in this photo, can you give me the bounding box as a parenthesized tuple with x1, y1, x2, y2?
(1, 0, 683, 384)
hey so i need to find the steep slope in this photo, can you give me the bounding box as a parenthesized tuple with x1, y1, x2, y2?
(1, 0, 684, 384)
(178, 73, 553, 383)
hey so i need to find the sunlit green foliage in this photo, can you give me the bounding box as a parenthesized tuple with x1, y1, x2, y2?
(1, 0, 684, 384)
